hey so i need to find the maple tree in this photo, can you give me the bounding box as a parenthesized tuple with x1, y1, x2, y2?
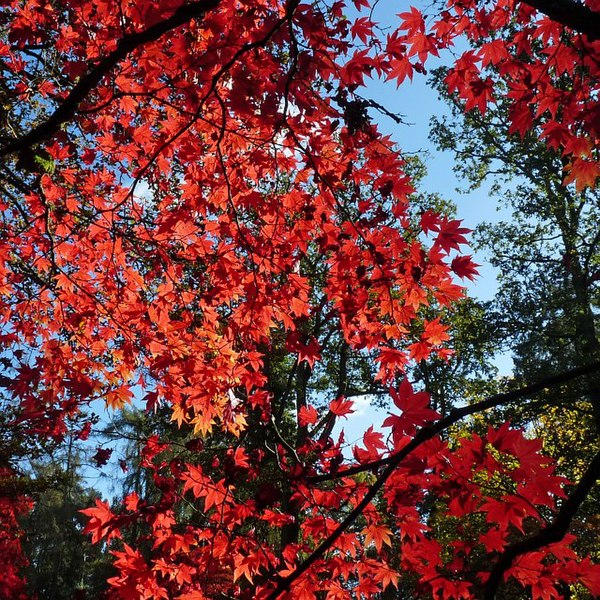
(0, 0, 599, 598)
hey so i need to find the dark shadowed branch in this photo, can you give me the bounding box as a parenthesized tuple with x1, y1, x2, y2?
(521, 0, 600, 40)
(264, 360, 600, 598)
(308, 360, 600, 483)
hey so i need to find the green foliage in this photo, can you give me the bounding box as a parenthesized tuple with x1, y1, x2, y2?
(20, 463, 112, 599)
(411, 297, 503, 416)
(429, 64, 600, 566)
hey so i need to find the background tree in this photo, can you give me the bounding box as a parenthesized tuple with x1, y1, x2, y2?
(430, 60, 600, 581)
(20, 460, 113, 600)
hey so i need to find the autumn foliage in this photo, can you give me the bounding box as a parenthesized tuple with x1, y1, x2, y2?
(0, 468, 32, 599)
(0, 0, 599, 598)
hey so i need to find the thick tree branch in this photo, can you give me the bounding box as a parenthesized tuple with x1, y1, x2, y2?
(0, 0, 220, 158)
(521, 0, 600, 40)
(484, 448, 600, 599)
(308, 359, 600, 483)
(267, 361, 600, 598)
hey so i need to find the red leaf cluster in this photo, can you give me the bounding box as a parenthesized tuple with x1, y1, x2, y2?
(0, 0, 597, 598)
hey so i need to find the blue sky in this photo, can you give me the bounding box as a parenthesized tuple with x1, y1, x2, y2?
(344, 0, 514, 295)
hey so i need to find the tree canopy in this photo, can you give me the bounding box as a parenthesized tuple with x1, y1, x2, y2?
(0, 0, 599, 598)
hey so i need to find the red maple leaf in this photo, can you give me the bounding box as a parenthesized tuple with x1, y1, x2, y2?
(92, 447, 113, 468)
(451, 255, 480, 280)
(299, 405, 319, 426)
(286, 332, 322, 368)
(434, 218, 472, 253)
(329, 396, 355, 417)
(422, 318, 450, 345)
(353, 426, 386, 463)
(81, 500, 121, 544)
(383, 378, 440, 439)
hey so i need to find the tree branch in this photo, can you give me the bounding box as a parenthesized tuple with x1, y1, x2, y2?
(521, 0, 600, 40)
(266, 361, 600, 598)
(0, 0, 221, 157)
(308, 359, 600, 483)
(484, 448, 600, 599)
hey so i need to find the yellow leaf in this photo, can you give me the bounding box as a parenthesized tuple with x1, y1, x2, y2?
(362, 524, 393, 552)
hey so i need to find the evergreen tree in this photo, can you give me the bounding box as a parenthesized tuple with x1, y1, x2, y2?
(19, 445, 113, 599)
